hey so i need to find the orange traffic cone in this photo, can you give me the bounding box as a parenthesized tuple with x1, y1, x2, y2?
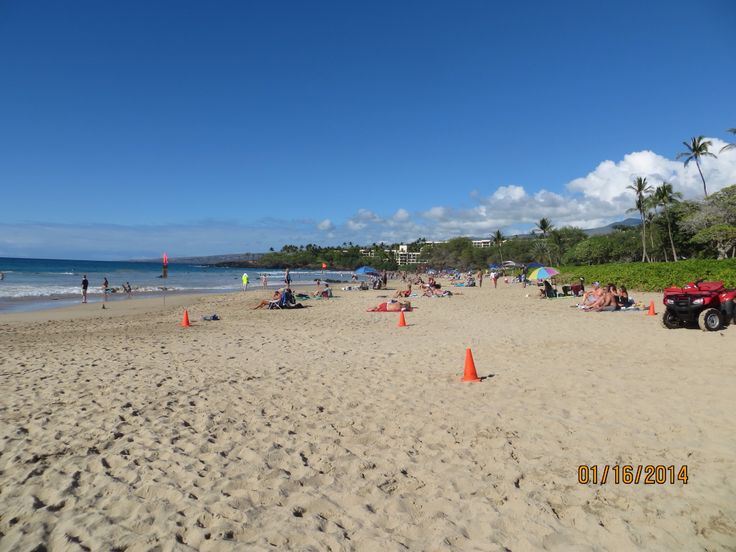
(461, 348, 481, 382)
(181, 310, 191, 327)
(398, 311, 407, 327)
(647, 301, 656, 316)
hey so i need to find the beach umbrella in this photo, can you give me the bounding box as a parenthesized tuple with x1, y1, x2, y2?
(488, 263, 501, 270)
(355, 265, 380, 275)
(527, 266, 560, 280)
(527, 261, 544, 269)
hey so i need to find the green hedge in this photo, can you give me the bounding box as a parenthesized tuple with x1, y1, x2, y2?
(558, 259, 736, 292)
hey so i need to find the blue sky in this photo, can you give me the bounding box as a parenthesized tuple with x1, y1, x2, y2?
(1, 1, 735, 259)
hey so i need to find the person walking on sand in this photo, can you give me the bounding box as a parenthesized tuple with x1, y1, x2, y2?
(476, 270, 483, 287)
(81, 274, 89, 303)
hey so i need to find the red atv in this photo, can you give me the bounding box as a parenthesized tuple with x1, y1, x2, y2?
(662, 280, 736, 331)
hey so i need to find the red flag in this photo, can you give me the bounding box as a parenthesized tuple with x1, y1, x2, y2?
(321, 262, 327, 269)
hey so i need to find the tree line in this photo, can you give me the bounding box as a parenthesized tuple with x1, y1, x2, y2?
(249, 128, 735, 271)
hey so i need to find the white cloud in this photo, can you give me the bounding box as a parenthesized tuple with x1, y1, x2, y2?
(4, 140, 735, 258)
(330, 138, 736, 243)
(392, 208, 410, 222)
(569, 139, 736, 205)
(317, 219, 334, 231)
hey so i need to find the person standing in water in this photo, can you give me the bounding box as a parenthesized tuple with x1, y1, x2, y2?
(261, 273, 268, 288)
(241, 272, 249, 291)
(81, 274, 89, 303)
(102, 277, 109, 302)
(284, 268, 291, 287)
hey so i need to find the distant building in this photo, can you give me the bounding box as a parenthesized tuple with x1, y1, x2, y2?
(360, 244, 422, 265)
(393, 244, 421, 265)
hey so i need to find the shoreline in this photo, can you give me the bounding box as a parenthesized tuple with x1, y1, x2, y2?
(0, 282, 323, 324)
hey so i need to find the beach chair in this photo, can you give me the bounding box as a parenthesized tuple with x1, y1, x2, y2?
(267, 292, 289, 309)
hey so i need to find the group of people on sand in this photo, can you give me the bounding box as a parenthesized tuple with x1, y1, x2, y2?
(578, 281, 632, 311)
(393, 276, 454, 298)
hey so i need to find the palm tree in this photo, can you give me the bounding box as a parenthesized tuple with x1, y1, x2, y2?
(532, 239, 553, 266)
(676, 136, 716, 197)
(721, 128, 736, 153)
(626, 177, 653, 262)
(548, 230, 565, 265)
(492, 230, 505, 263)
(654, 182, 683, 262)
(535, 218, 554, 238)
(534, 218, 554, 265)
(645, 210, 657, 257)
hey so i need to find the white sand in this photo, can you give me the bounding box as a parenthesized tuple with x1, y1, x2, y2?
(1, 282, 734, 551)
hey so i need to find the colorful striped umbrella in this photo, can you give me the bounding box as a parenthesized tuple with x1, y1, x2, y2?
(528, 266, 559, 280)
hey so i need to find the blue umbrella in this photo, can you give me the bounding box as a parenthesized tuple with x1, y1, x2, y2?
(488, 263, 501, 270)
(527, 261, 544, 269)
(355, 266, 380, 275)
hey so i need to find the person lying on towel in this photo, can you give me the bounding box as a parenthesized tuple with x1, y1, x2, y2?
(367, 300, 412, 312)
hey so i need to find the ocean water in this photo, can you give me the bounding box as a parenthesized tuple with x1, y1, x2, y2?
(0, 257, 357, 312)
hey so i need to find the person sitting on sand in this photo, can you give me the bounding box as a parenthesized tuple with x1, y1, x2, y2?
(617, 285, 632, 308)
(394, 284, 412, 298)
(581, 282, 603, 305)
(314, 283, 332, 298)
(585, 287, 619, 311)
(253, 289, 282, 309)
(538, 279, 556, 298)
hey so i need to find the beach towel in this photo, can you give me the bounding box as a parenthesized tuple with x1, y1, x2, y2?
(367, 302, 412, 312)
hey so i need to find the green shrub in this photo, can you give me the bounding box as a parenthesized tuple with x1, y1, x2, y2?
(558, 258, 736, 291)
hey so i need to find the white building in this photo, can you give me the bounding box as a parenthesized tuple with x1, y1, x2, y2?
(360, 244, 422, 265)
(393, 244, 422, 265)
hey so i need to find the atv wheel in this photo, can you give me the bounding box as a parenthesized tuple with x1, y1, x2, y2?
(661, 310, 681, 329)
(698, 308, 723, 331)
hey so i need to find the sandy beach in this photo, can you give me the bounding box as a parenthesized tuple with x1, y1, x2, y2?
(1, 282, 734, 551)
